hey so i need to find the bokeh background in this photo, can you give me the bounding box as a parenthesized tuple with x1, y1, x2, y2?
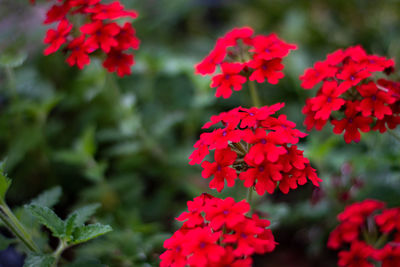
(0, 0, 400, 266)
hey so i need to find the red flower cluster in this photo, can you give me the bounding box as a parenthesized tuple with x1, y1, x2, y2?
(189, 103, 322, 195)
(300, 46, 400, 143)
(195, 27, 296, 98)
(160, 194, 276, 267)
(328, 199, 400, 267)
(41, 0, 139, 77)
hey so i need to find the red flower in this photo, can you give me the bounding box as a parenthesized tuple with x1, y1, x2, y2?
(195, 27, 295, 98)
(309, 80, 346, 120)
(210, 62, 247, 98)
(103, 49, 134, 77)
(66, 35, 94, 69)
(374, 244, 400, 267)
(300, 61, 337, 89)
(44, 19, 73, 55)
(160, 230, 187, 267)
(115, 22, 140, 50)
(84, 1, 138, 20)
(357, 82, 396, 119)
(239, 158, 282, 195)
(204, 197, 249, 230)
(251, 33, 297, 61)
(338, 241, 375, 267)
(248, 58, 284, 84)
(80, 21, 120, 53)
(195, 40, 227, 75)
(190, 104, 321, 194)
(332, 101, 373, 143)
(44, 3, 71, 24)
(201, 148, 237, 192)
(375, 208, 400, 233)
(300, 46, 397, 142)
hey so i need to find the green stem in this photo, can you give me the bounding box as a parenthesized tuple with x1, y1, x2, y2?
(374, 234, 388, 249)
(246, 187, 254, 213)
(388, 129, 400, 142)
(248, 80, 261, 108)
(0, 204, 40, 253)
(52, 239, 68, 267)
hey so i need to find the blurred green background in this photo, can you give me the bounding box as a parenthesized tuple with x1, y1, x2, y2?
(0, 0, 400, 266)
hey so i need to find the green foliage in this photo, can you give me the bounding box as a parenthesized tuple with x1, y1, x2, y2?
(30, 186, 62, 208)
(26, 204, 66, 239)
(24, 254, 55, 267)
(71, 224, 112, 245)
(0, 162, 11, 202)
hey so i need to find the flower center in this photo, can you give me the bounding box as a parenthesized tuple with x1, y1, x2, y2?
(350, 75, 355, 81)
(258, 166, 265, 172)
(217, 165, 222, 171)
(348, 118, 353, 123)
(199, 242, 206, 249)
(327, 97, 332, 103)
(240, 233, 247, 238)
(260, 139, 267, 144)
(371, 95, 377, 101)
(222, 130, 227, 137)
(225, 74, 231, 80)
(223, 210, 229, 215)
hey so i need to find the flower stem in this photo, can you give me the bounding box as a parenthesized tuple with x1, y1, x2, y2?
(248, 80, 261, 108)
(246, 186, 254, 213)
(0, 204, 40, 253)
(52, 239, 68, 267)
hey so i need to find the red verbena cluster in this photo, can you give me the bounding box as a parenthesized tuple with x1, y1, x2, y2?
(189, 103, 322, 195)
(195, 27, 297, 98)
(328, 199, 400, 267)
(160, 194, 276, 267)
(300, 46, 400, 143)
(39, 0, 139, 77)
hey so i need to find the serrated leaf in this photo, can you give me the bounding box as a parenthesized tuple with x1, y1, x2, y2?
(67, 203, 101, 227)
(24, 254, 55, 267)
(65, 213, 77, 240)
(0, 162, 11, 202)
(72, 224, 112, 245)
(26, 204, 65, 238)
(30, 186, 62, 208)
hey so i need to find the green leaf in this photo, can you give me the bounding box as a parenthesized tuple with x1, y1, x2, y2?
(23, 254, 55, 267)
(30, 186, 62, 208)
(72, 223, 112, 245)
(65, 214, 77, 240)
(67, 203, 101, 227)
(26, 204, 65, 238)
(0, 162, 11, 202)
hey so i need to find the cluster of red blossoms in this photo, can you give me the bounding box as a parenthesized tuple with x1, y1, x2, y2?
(328, 199, 400, 267)
(189, 103, 322, 195)
(36, 0, 139, 77)
(195, 27, 297, 98)
(160, 194, 276, 267)
(301, 46, 400, 143)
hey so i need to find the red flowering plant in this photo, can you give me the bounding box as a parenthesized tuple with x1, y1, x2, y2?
(34, 0, 139, 77)
(195, 27, 296, 101)
(328, 199, 400, 267)
(189, 103, 322, 195)
(160, 194, 276, 267)
(300, 46, 400, 143)
(160, 27, 323, 266)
